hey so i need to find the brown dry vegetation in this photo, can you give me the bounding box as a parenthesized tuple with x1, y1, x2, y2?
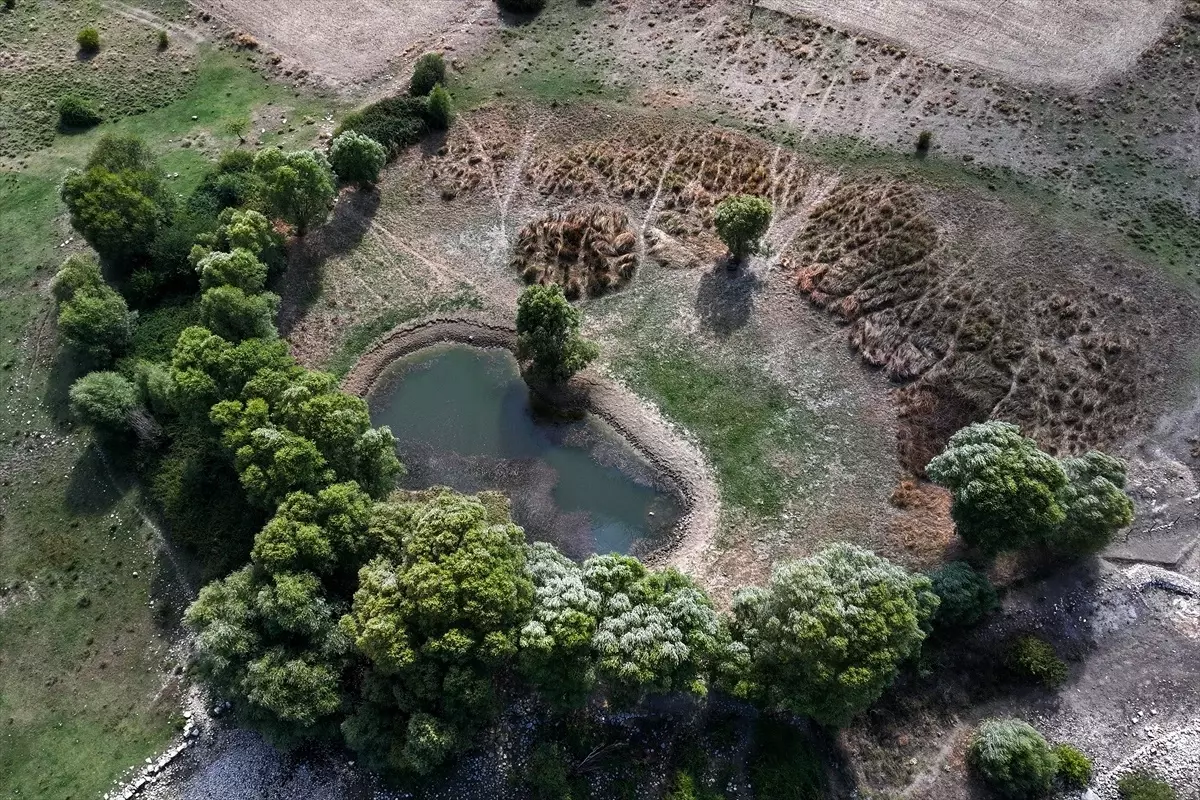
(791, 177, 1189, 473)
(512, 205, 639, 298)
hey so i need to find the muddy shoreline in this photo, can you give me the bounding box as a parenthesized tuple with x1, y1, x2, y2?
(341, 312, 720, 575)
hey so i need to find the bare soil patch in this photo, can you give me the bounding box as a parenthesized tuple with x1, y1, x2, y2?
(190, 0, 496, 89)
(763, 0, 1176, 89)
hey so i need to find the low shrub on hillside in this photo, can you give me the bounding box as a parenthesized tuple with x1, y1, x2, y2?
(1052, 744, 1092, 789)
(58, 95, 102, 130)
(1117, 772, 1178, 800)
(928, 561, 999, 631)
(410, 52, 446, 96)
(1006, 634, 1068, 689)
(969, 718, 1058, 800)
(77, 26, 101, 53)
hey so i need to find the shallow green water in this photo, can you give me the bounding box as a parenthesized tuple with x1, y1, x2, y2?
(369, 344, 683, 558)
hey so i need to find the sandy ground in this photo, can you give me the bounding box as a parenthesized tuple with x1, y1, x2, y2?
(763, 0, 1177, 89)
(191, 0, 496, 88)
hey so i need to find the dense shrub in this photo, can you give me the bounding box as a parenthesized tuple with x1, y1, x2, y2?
(1006, 635, 1067, 689)
(329, 131, 387, 187)
(1117, 772, 1178, 800)
(525, 742, 574, 800)
(928, 561, 999, 630)
(916, 130, 933, 155)
(57, 282, 135, 364)
(57, 95, 102, 130)
(77, 26, 100, 53)
(252, 148, 336, 235)
(335, 95, 428, 159)
(426, 84, 454, 130)
(157, 30, 169, 50)
(969, 718, 1058, 799)
(747, 719, 827, 800)
(1052, 744, 1092, 789)
(410, 52, 446, 96)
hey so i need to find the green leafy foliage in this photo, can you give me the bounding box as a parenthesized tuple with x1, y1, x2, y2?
(200, 285, 280, 342)
(168, 326, 294, 420)
(52, 254, 135, 363)
(968, 719, 1058, 800)
(731, 543, 938, 727)
(196, 248, 269, 293)
(928, 561, 998, 631)
(516, 283, 599, 385)
(1055, 451, 1134, 554)
(713, 195, 773, 260)
(60, 135, 174, 263)
(927, 421, 1068, 555)
(250, 482, 374, 577)
(1052, 744, 1092, 789)
(329, 131, 387, 187)
(1117, 772, 1178, 800)
(76, 26, 100, 53)
(425, 84, 454, 130)
(69, 372, 138, 434)
(1005, 635, 1067, 689)
(583, 553, 730, 703)
(252, 148, 336, 235)
(525, 742, 575, 800)
(335, 95, 428, 159)
(57, 94, 101, 130)
(410, 52, 446, 96)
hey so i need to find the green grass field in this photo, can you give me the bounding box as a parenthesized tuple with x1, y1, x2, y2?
(0, 4, 334, 795)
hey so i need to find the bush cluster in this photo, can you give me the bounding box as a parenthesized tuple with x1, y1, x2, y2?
(1052, 743, 1092, 789)
(410, 52, 446, 96)
(928, 561, 998, 631)
(57, 94, 102, 130)
(969, 718, 1058, 799)
(1006, 634, 1068, 689)
(335, 95, 429, 159)
(1117, 771, 1178, 800)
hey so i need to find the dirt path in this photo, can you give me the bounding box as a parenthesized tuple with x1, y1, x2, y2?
(340, 312, 723, 581)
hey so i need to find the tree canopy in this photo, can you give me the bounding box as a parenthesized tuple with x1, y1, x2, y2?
(731, 543, 938, 727)
(253, 148, 337, 235)
(713, 194, 773, 260)
(515, 283, 599, 385)
(329, 131, 387, 187)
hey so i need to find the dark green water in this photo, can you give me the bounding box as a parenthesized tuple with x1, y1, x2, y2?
(368, 344, 683, 558)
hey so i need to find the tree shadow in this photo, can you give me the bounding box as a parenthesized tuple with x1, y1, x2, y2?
(275, 187, 380, 335)
(43, 345, 90, 429)
(65, 442, 122, 515)
(694, 260, 761, 337)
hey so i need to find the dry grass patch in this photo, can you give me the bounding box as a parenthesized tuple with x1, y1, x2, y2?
(513, 205, 638, 298)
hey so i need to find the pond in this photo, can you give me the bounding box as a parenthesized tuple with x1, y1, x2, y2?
(368, 344, 684, 559)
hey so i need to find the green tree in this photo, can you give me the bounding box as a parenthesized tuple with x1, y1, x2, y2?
(926, 421, 1068, 555)
(253, 148, 337, 235)
(516, 283, 599, 385)
(713, 194, 772, 260)
(249, 482, 375, 577)
(57, 284, 134, 363)
(928, 561, 998, 631)
(169, 326, 294, 420)
(425, 84, 454, 130)
(200, 285, 280, 342)
(222, 208, 281, 258)
(518, 543, 601, 708)
(583, 553, 731, 703)
(1054, 451, 1134, 555)
(50, 254, 103, 303)
(731, 543, 938, 727)
(60, 135, 173, 262)
(69, 371, 138, 434)
(339, 491, 534, 773)
(196, 248, 269, 292)
(968, 718, 1058, 800)
(329, 131, 387, 187)
(410, 52, 446, 96)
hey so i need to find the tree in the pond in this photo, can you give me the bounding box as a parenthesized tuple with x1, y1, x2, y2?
(731, 543, 938, 727)
(714, 194, 773, 261)
(515, 283, 599, 386)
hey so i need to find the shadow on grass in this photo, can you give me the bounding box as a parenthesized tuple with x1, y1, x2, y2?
(695, 260, 761, 337)
(42, 346, 89, 429)
(64, 442, 122, 515)
(276, 186, 380, 335)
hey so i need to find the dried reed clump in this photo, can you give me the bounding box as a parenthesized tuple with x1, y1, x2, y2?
(428, 121, 515, 198)
(884, 479, 957, 567)
(512, 206, 638, 299)
(793, 178, 1146, 472)
(526, 130, 809, 217)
